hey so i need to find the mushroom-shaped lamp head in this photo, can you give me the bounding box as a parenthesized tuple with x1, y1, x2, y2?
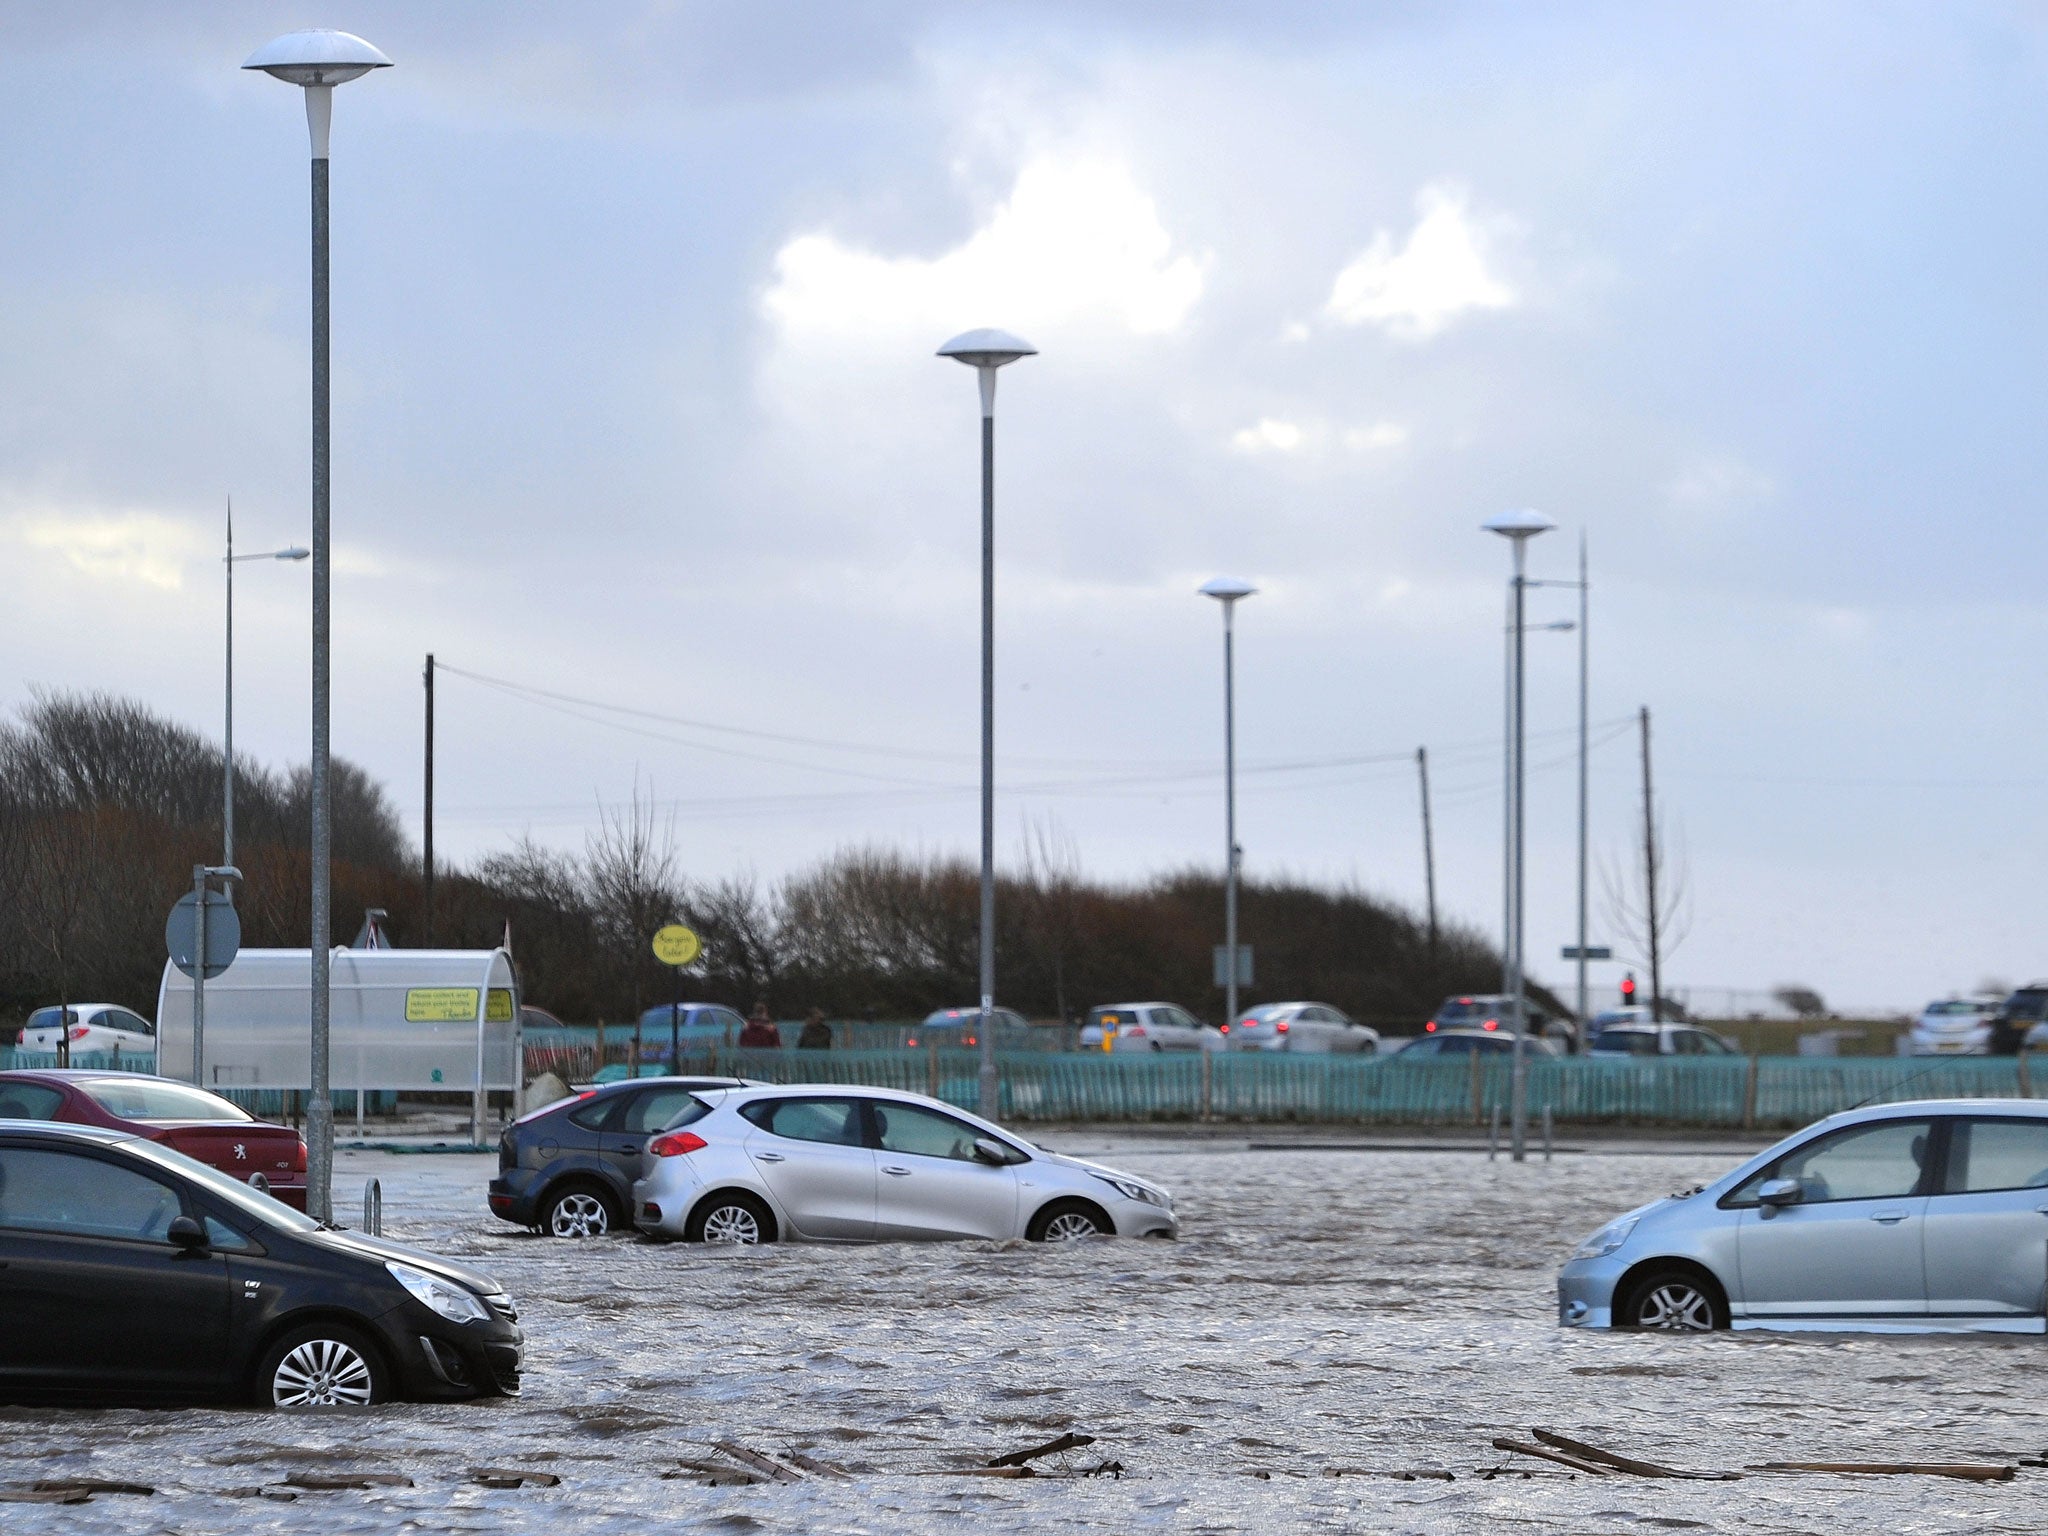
(243, 29, 391, 86)
(1481, 508, 1557, 542)
(936, 329, 1038, 369)
(1199, 576, 1258, 605)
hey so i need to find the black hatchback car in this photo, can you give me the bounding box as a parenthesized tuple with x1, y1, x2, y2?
(0, 1121, 522, 1407)
(489, 1076, 751, 1237)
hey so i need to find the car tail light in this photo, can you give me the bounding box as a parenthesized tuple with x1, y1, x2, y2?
(906, 1037, 918, 1047)
(1126, 1026, 1147, 1037)
(293, 1138, 308, 1173)
(965, 1035, 977, 1046)
(648, 1131, 707, 1157)
(1276, 1021, 1289, 1034)
(1483, 1019, 1498, 1031)
(68, 1025, 89, 1041)
(1219, 1023, 1230, 1034)
(1425, 1021, 1437, 1032)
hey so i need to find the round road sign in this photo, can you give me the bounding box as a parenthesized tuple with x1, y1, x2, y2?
(166, 890, 242, 980)
(652, 924, 702, 968)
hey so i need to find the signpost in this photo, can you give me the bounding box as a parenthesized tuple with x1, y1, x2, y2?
(1212, 945, 1253, 990)
(1560, 945, 1612, 961)
(166, 866, 242, 1088)
(652, 924, 703, 1071)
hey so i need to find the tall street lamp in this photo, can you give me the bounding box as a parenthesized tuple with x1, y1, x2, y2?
(1199, 577, 1256, 1027)
(245, 27, 391, 1223)
(936, 327, 1035, 1120)
(224, 498, 309, 870)
(1482, 507, 1555, 1163)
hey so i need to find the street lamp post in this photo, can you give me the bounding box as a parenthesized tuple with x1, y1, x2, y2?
(223, 499, 309, 870)
(936, 327, 1036, 1121)
(245, 28, 391, 1223)
(1200, 578, 1256, 1027)
(1482, 508, 1556, 1163)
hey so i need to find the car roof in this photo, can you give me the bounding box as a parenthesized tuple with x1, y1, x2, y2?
(0, 1119, 135, 1145)
(0, 1068, 181, 1084)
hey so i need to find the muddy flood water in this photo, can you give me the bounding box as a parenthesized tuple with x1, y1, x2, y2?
(8, 1132, 2048, 1533)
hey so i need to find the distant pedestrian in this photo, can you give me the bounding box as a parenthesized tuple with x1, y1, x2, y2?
(738, 1001, 781, 1050)
(797, 1009, 832, 1051)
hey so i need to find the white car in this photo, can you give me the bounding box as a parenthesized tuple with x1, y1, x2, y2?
(1905, 997, 2003, 1056)
(1587, 1023, 1741, 1057)
(1229, 1002, 1380, 1054)
(1080, 1002, 1226, 1053)
(19, 1004, 157, 1057)
(630, 1084, 1179, 1243)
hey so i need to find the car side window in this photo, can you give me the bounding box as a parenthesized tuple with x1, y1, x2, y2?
(1944, 1119, 2048, 1194)
(0, 1084, 64, 1120)
(741, 1097, 865, 1147)
(1728, 1119, 1935, 1206)
(203, 1215, 256, 1252)
(111, 1010, 155, 1037)
(622, 1088, 701, 1135)
(567, 1094, 623, 1132)
(0, 1149, 184, 1241)
(871, 1103, 985, 1162)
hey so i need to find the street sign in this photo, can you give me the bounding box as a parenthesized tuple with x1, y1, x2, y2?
(1560, 945, 1612, 961)
(166, 890, 241, 980)
(1212, 945, 1254, 987)
(652, 923, 702, 968)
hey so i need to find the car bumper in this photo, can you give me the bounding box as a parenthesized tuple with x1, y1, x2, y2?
(631, 1162, 708, 1238)
(1108, 1198, 1179, 1239)
(371, 1307, 524, 1401)
(1556, 1255, 1626, 1328)
(487, 1169, 542, 1226)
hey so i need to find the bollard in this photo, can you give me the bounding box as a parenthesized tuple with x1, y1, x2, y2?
(1489, 1104, 1501, 1160)
(362, 1177, 383, 1237)
(1542, 1104, 1553, 1162)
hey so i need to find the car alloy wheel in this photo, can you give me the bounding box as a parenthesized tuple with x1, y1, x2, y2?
(701, 1203, 762, 1244)
(272, 1338, 377, 1407)
(1041, 1210, 1106, 1241)
(1634, 1280, 1715, 1331)
(547, 1190, 611, 1239)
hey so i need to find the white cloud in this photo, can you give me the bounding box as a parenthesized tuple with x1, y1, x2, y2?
(6, 505, 202, 590)
(1345, 421, 1409, 451)
(1324, 182, 1516, 340)
(1230, 417, 1306, 453)
(762, 158, 1208, 343)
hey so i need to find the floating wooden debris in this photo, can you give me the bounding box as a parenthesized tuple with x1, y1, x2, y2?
(1322, 1467, 1456, 1482)
(712, 1442, 807, 1484)
(470, 1467, 562, 1489)
(988, 1431, 1095, 1469)
(1493, 1438, 1612, 1476)
(1532, 1429, 1740, 1481)
(31, 1479, 153, 1496)
(1748, 1461, 2015, 1483)
(283, 1471, 415, 1491)
(911, 1466, 1035, 1479)
(0, 1487, 91, 1505)
(781, 1451, 853, 1482)
(221, 1487, 299, 1502)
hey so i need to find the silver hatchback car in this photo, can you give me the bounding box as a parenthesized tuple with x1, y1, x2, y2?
(1560, 1099, 2048, 1333)
(631, 1085, 1178, 1243)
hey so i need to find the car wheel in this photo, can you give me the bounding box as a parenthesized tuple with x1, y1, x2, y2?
(541, 1182, 615, 1239)
(1027, 1199, 1113, 1242)
(1618, 1268, 1724, 1332)
(686, 1191, 776, 1244)
(257, 1322, 389, 1409)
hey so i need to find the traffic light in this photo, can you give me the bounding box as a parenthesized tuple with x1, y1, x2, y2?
(1620, 973, 1637, 1005)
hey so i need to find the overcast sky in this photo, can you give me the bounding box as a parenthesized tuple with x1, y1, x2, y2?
(4, 2, 2045, 1016)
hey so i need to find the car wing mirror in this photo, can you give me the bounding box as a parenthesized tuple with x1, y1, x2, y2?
(972, 1137, 1013, 1166)
(167, 1215, 208, 1250)
(1757, 1177, 1803, 1208)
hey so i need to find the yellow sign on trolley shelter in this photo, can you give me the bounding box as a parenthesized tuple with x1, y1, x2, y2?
(405, 987, 481, 1023)
(652, 924, 702, 968)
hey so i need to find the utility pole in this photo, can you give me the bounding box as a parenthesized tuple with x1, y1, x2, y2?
(1640, 705, 1661, 1023)
(1417, 746, 1438, 956)
(1575, 535, 1589, 1048)
(423, 653, 435, 945)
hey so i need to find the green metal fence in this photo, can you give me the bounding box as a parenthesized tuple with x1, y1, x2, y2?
(576, 1048, 2045, 1130)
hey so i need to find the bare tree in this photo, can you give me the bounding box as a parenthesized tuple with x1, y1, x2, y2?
(1600, 813, 1692, 1019)
(584, 779, 683, 1019)
(1018, 816, 1085, 1022)
(685, 871, 781, 1005)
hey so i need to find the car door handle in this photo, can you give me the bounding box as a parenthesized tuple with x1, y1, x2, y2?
(882, 1165, 912, 1177)
(757, 1151, 785, 1163)
(1870, 1212, 1908, 1224)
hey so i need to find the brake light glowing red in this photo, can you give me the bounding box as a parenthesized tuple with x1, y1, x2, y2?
(1483, 1019, 1499, 1031)
(1425, 1021, 1437, 1032)
(1219, 1023, 1230, 1034)
(1276, 1021, 1290, 1034)
(648, 1131, 708, 1157)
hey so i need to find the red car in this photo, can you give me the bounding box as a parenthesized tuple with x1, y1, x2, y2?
(0, 1070, 308, 1209)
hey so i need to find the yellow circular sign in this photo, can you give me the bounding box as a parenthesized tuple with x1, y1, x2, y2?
(652, 924, 702, 967)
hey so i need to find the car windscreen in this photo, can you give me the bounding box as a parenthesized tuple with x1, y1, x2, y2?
(24, 1008, 74, 1031)
(2009, 991, 2048, 1021)
(122, 1137, 320, 1232)
(78, 1079, 253, 1123)
(1592, 1030, 1660, 1055)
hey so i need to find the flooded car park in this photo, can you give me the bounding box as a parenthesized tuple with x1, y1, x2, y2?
(6, 1133, 2048, 1532)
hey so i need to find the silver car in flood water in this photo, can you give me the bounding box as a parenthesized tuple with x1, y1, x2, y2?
(630, 1085, 1178, 1243)
(1560, 1099, 2048, 1334)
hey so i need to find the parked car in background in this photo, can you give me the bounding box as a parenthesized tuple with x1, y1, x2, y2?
(488, 1075, 753, 1237)
(1426, 994, 1553, 1039)
(1588, 1023, 1740, 1058)
(633, 1003, 752, 1047)
(1229, 1002, 1380, 1054)
(630, 1084, 1178, 1243)
(1986, 984, 2048, 1054)
(1904, 997, 2004, 1056)
(1394, 1029, 1561, 1058)
(1559, 1098, 2048, 1333)
(0, 1070, 307, 1209)
(20, 1004, 156, 1058)
(911, 1007, 1030, 1046)
(1080, 1003, 1225, 1053)
(0, 1121, 521, 1406)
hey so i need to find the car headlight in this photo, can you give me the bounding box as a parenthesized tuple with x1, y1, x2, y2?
(386, 1261, 490, 1324)
(1093, 1174, 1168, 1207)
(1572, 1214, 1640, 1260)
